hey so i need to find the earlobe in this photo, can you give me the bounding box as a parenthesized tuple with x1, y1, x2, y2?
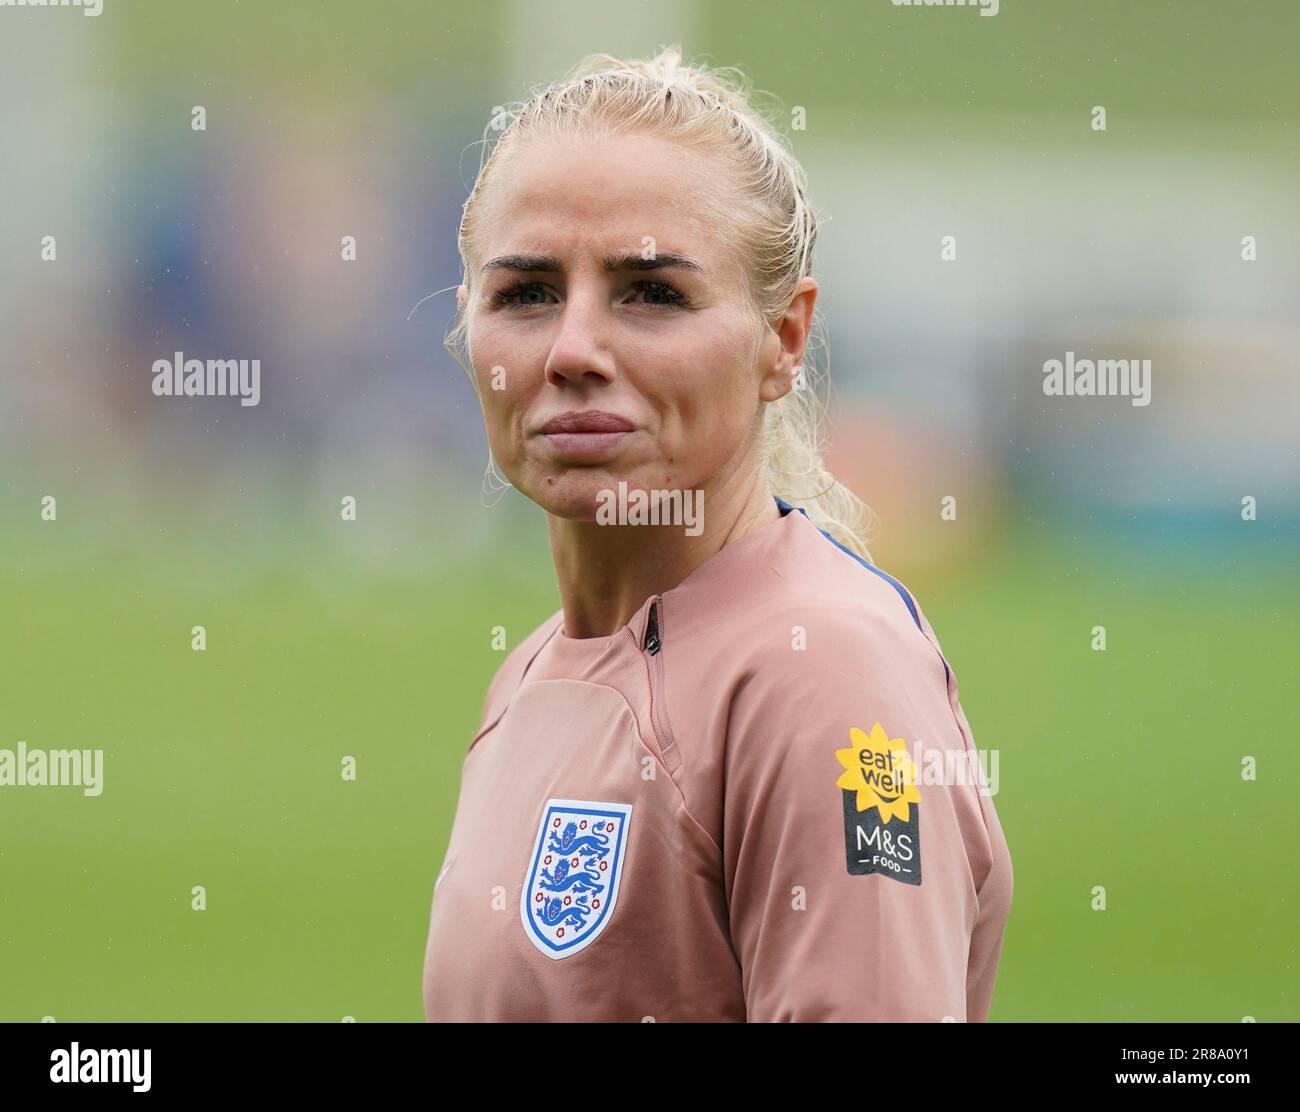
(759, 359, 799, 404)
(765, 279, 816, 402)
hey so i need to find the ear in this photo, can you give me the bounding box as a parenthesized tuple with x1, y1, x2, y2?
(757, 277, 818, 402)
(457, 283, 469, 309)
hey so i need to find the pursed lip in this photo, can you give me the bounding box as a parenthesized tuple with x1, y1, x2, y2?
(537, 410, 636, 435)
(535, 410, 637, 463)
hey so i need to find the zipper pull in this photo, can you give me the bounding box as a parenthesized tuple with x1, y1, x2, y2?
(643, 599, 661, 655)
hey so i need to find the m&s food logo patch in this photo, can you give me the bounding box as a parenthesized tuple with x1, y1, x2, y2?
(835, 722, 922, 885)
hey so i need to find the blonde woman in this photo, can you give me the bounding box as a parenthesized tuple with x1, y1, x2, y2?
(422, 45, 1012, 1022)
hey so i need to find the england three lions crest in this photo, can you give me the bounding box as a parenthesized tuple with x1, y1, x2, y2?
(521, 799, 633, 959)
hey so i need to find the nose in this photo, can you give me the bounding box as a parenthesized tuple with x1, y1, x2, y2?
(542, 285, 617, 389)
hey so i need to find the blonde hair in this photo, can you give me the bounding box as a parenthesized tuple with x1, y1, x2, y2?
(443, 43, 876, 559)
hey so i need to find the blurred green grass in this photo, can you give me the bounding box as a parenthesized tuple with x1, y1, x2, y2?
(1, 510, 1295, 1021)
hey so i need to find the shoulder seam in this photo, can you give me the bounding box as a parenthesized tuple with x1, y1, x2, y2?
(803, 519, 952, 684)
(467, 612, 564, 755)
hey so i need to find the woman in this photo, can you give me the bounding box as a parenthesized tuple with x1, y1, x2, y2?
(422, 45, 1012, 1022)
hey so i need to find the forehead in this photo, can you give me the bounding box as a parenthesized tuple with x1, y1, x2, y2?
(475, 131, 742, 278)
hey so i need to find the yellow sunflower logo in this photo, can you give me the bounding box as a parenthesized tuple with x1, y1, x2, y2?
(835, 722, 921, 823)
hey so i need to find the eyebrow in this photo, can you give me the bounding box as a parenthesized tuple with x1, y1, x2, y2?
(480, 251, 705, 276)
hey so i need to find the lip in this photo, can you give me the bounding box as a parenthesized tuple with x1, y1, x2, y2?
(536, 411, 636, 463)
(538, 411, 636, 435)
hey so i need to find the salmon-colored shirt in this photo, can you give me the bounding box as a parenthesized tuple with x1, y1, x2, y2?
(422, 496, 1013, 1021)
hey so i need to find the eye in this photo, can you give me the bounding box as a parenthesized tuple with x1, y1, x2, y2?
(627, 280, 691, 309)
(489, 278, 693, 310)
(491, 279, 553, 308)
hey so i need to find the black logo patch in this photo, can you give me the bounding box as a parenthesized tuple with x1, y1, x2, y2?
(836, 722, 922, 885)
(842, 789, 921, 885)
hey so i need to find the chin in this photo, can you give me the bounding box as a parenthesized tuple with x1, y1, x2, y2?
(524, 468, 675, 523)
(522, 470, 621, 522)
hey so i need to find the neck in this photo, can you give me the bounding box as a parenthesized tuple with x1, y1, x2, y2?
(547, 473, 780, 639)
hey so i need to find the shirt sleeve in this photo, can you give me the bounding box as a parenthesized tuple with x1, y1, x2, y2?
(721, 606, 994, 1022)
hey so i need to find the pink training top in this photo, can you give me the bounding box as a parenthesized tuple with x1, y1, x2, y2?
(422, 497, 1013, 1021)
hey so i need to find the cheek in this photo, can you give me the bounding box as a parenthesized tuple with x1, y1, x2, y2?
(467, 316, 501, 396)
(468, 320, 532, 446)
(675, 323, 758, 422)
(653, 336, 759, 466)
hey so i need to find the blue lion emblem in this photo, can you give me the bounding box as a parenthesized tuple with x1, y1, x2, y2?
(521, 800, 633, 959)
(547, 819, 613, 859)
(534, 893, 593, 931)
(537, 855, 604, 894)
